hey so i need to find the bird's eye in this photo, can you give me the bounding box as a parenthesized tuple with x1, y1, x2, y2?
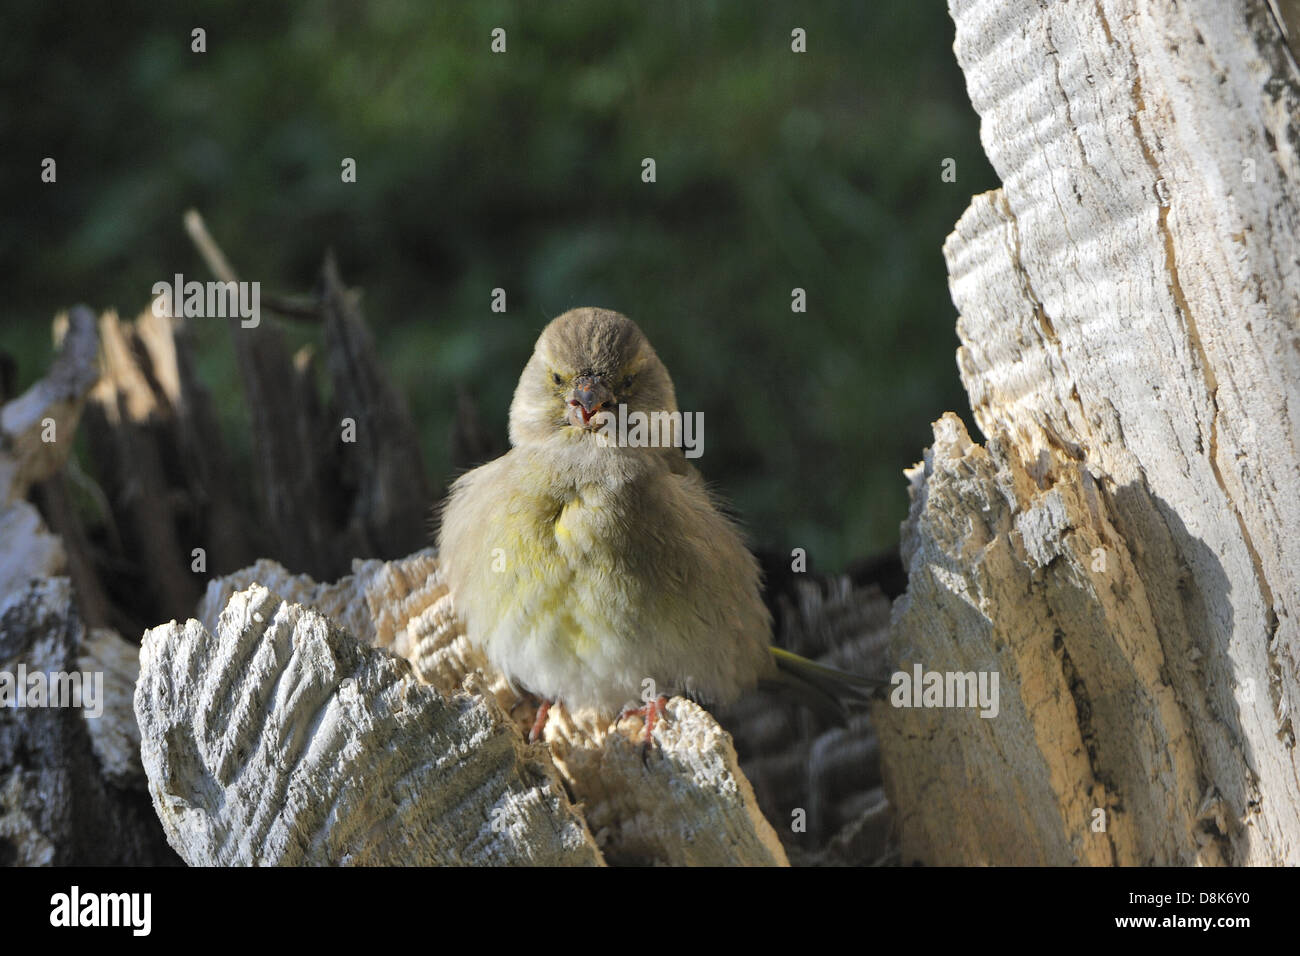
(551, 372, 563, 385)
(619, 376, 634, 391)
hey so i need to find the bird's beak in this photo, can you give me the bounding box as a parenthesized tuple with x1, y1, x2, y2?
(567, 375, 615, 427)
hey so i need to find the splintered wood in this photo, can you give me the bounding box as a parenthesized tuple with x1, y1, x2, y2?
(137, 552, 790, 866)
(878, 0, 1300, 864)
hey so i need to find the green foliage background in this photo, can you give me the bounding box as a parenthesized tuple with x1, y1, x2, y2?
(0, 0, 996, 572)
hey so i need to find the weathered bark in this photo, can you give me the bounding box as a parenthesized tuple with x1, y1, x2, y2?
(318, 253, 433, 559)
(179, 211, 433, 582)
(180, 210, 337, 579)
(187, 550, 892, 865)
(145, 551, 794, 866)
(85, 310, 205, 623)
(0, 307, 176, 865)
(136, 583, 603, 866)
(31, 473, 117, 632)
(0, 578, 176, 865)
(879, 0, 1300, 864)
(0, 306, 99, 509)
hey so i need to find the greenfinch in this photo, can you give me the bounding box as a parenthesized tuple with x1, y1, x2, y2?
(437, 307, 871, 741)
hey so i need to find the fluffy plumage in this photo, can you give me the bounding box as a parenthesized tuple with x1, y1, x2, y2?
(438, 307, 841, 722)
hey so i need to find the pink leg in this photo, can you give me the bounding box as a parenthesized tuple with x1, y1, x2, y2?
(529, 699, 552, 743)
(620, 695, 669, 745)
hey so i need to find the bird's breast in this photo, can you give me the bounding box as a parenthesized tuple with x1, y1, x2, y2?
(550, 485, 613, 555)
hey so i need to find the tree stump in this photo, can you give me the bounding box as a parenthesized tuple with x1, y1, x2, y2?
(878, 0, 1300, 865)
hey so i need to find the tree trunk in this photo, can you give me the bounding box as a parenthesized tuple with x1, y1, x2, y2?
(878, 0, 1300, 864)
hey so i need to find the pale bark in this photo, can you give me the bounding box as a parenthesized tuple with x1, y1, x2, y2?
(0, 579, 175, 865)
(0, 306, 173, 865)
(879, 0, 1300, 864)
(136, 583, 604, 866)
(0, 306, 99, 508)
(137, 551, 791, 866)
(0, 307, 98, 608)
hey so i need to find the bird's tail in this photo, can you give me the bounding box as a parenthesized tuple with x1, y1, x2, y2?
(761, 646, 889, 723)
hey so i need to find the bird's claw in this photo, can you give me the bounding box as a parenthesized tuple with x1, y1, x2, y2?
(619, 695, 669, 757)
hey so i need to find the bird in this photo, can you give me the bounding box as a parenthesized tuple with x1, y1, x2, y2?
(436, 307, 878, 744)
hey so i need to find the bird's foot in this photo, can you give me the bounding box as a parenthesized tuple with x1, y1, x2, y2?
(529, 698, 553, 743)
(619, 696, 669, 762)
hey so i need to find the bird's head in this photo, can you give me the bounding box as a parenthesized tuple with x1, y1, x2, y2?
(508, 308, 677, 446)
